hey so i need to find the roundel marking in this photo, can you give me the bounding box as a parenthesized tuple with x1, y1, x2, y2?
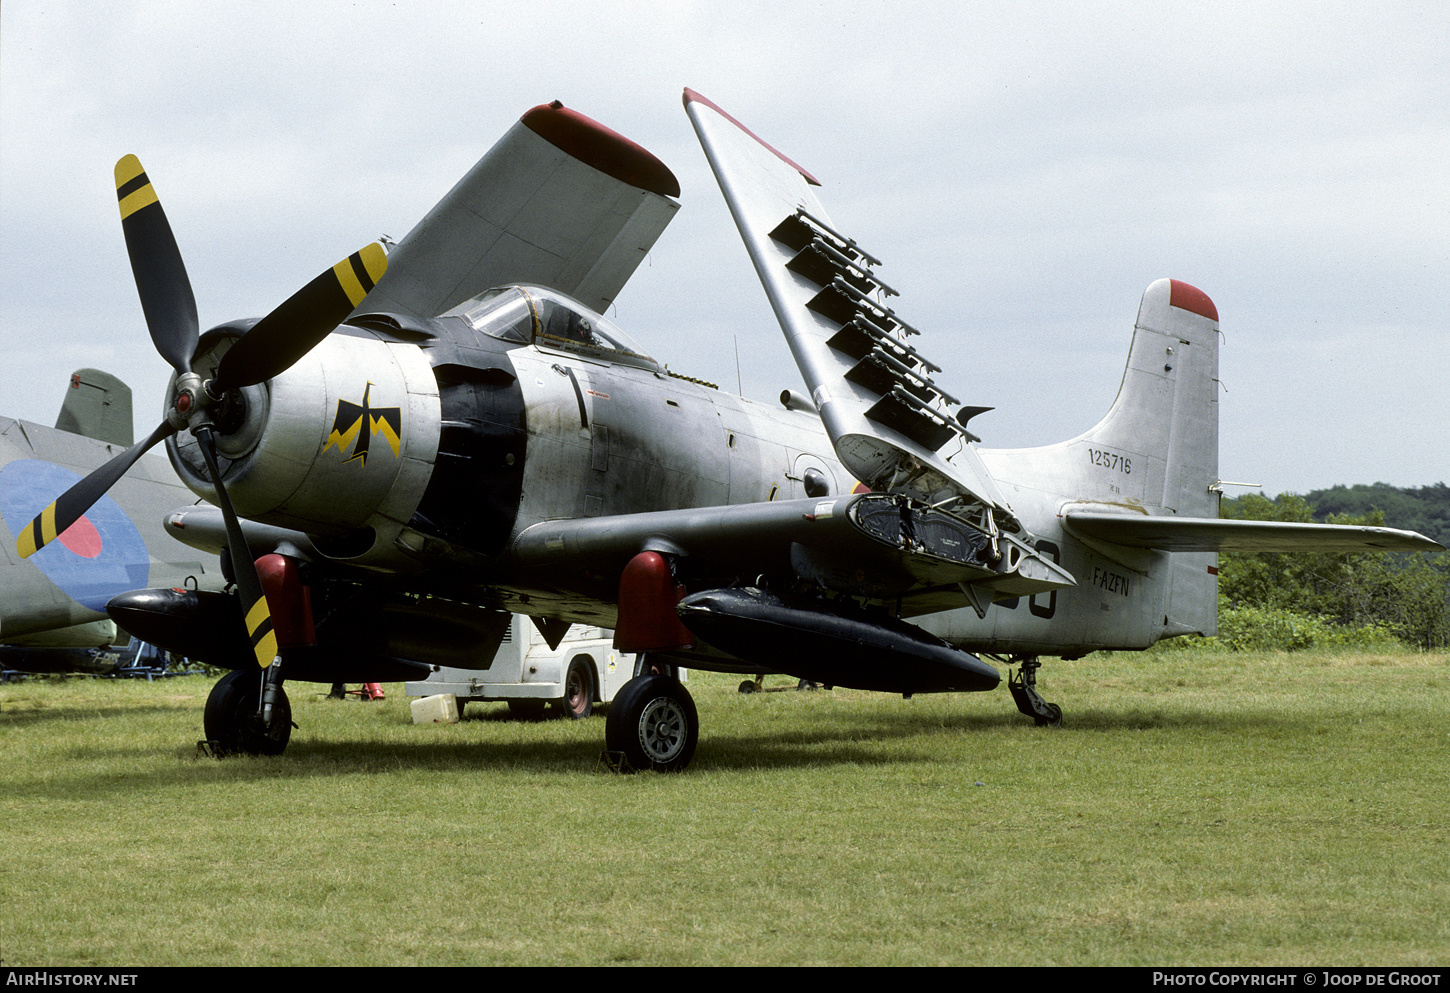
(59, 515, 103, 558)
(0, 459, 150, 611)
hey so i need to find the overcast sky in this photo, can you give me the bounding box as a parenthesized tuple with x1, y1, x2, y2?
(2, 1, 1446, 499)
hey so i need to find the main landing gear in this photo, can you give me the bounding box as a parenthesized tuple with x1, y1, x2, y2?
(605, 674, 698, 772)
(204, 668, 294, 756)
(1007, 658, 1062, 727)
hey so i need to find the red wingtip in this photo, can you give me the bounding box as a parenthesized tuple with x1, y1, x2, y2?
(683, 87, 822, 187)
(522, 101, 680, 199)
(1168, 279, 1218, 322)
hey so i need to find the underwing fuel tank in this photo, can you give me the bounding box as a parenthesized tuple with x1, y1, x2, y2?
(676, 587, 1000, 693)
(166, 325, 441, 568)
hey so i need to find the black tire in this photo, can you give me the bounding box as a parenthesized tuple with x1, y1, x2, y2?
(507, 698, 547, 721)
(737, 679, 757, 694)
(605, 675, 698, 772)
(555, 656, 594, 720)
(204, 668, 292, 756)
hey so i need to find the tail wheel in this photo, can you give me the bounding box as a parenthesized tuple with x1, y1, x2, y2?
(204, 668, 292, 756)
(555, 657, 594, 720)
(605, 675, 697, 772)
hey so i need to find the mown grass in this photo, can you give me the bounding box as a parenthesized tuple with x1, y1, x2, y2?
(1, 647, 1447, 966)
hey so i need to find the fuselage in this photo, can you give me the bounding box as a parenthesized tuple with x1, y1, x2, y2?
(160, 281, 1213, 670)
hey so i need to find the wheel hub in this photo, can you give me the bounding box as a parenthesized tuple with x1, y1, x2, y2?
(640, 698, 685, 759)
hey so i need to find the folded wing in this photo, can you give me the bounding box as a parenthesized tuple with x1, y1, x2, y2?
(683, 89, 1013, 526)
(360, 101, 681, 322)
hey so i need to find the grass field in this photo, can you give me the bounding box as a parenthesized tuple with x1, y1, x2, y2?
(2, 647, 1447, 967)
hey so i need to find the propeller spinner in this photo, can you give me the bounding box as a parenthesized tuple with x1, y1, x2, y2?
(17, 155, 386, 681)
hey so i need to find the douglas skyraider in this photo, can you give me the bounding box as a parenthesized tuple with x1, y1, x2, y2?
(17, 91, 1442, 770)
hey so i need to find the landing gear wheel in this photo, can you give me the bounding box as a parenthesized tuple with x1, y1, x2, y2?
(738, 679, 758, 694)
(1007, 659, 1062, 728)
(555, 657, 594, 720)
(204, 668, 292, 756)
(606, 675, 698, 772)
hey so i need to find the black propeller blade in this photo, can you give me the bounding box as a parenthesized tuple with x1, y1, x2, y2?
(193, 427, 276, 670)
(14, 420, 177, 559)
(210, 243, 388, 393)
(115, 154, 198, 376)
(16, 152, 387, 624)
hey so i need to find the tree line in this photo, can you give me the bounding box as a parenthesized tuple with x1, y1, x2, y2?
(1214, 483, 1449, 650)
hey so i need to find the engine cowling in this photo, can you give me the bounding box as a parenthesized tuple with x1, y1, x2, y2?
(167, 324, 441, 568)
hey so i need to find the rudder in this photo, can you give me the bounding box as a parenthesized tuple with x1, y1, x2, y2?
(1080, 278, 1219, 517)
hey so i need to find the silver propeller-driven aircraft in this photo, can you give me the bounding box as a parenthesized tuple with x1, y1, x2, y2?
(17, 91, 1442, 769)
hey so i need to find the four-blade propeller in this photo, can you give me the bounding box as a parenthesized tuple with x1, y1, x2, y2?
(18, 155, 386, 674)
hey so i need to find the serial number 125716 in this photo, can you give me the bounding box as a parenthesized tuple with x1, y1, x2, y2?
(1087, 448, 1132, 474)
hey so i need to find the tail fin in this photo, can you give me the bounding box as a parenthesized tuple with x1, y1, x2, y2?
(1079, 278, 1219, 516)
(54, 369, 134, 448)
(1080, 279, 1220, 638)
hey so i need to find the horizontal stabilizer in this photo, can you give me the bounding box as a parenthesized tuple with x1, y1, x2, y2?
(1066, 512, 1445, 553)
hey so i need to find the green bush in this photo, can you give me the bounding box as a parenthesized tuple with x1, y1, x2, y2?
(1180, 602, 1404, 653)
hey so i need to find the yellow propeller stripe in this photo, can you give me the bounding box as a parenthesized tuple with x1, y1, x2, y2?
(252, 630, 278, 669)
(15, 503, 59, 559)
(244, 597, 277, 668)
(245, 597, 271, 635)
(331, 243, 388, 307)
(118, 185, 159, 220)
(333, 257, 368, 306)
(115, 154, 145, 186)
(357, 242, 387, 283)
(115, 154, 159, 220)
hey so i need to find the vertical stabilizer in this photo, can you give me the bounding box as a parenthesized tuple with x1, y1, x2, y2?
(1081, 279, 1219, 517)
(54, 368, 134, 448)
(1082, 278, 1220, 636)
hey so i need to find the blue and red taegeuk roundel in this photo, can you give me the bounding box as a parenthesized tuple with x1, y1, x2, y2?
(0, 459, 151, 612)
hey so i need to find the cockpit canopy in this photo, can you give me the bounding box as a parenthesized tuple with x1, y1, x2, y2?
(446, 285, 659, 372)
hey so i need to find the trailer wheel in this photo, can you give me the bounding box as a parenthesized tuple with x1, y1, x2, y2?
(605, 675, 697, 772)
(556, 656, 594, 720)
